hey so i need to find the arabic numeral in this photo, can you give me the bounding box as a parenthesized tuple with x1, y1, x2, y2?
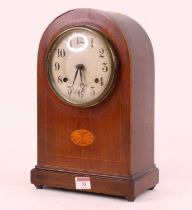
(91, 38, 94, 47)
(57, 49, 65, 57)
(58, 76, 63, 84)
(67, 85, 74, 98)
(77, 36, 85, 44)
(95, 77, 104, 86)
(102, 63, 108, 72)
(99, 77, 104, 86)
(99, 48, 104, 58)
(55, 62, 60, 71)
(90, 87, 95, 95)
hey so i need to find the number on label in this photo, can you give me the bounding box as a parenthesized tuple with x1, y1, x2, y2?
(55, 62, 60, 71)
(57, 49, 65, 57)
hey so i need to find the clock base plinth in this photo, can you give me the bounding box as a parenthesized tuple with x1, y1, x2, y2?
(31, 166, 159, 201)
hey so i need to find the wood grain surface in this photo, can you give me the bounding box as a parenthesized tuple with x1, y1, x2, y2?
(31, 8, 159, 201)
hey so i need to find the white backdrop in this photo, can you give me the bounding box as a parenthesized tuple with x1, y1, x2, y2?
(0, 0, 192, 209)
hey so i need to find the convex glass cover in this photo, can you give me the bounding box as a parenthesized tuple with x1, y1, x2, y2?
(47, 27, 117, 107)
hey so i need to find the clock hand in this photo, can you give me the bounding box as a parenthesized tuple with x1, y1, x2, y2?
(73, 68, 79, 85)
(73, 64, 85, 98)
(76, 64, 85, 99)
(70, 64, 83, 98)
(77, 64, 85, 85)
(79, 67, 83, 84)
(73, 64, 85, 85)
(79, 69, 85, 90)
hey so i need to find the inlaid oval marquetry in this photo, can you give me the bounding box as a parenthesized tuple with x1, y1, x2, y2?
(70, 129, 94, 146)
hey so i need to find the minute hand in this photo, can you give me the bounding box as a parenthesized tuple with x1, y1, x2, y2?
(72, 68, 79, 85)
(79, 68, 83, 84)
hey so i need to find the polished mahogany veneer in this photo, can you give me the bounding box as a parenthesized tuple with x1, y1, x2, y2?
(31, 8, 159, 201)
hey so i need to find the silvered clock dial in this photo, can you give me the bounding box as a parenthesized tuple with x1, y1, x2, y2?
(47, 27, 117, 107)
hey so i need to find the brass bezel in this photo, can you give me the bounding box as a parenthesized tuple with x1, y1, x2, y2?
(46, 26, 118, 108)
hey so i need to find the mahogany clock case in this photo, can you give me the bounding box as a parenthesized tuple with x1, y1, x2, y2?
(31, 8, 159, 201)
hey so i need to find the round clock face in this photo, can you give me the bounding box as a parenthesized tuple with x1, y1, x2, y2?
(47, 27, 117, 107)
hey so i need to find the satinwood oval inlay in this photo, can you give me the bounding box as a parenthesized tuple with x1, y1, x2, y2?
(70, 129, 94, 146)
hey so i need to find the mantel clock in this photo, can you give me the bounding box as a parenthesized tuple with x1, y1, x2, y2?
(31, 8, 159, 201)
